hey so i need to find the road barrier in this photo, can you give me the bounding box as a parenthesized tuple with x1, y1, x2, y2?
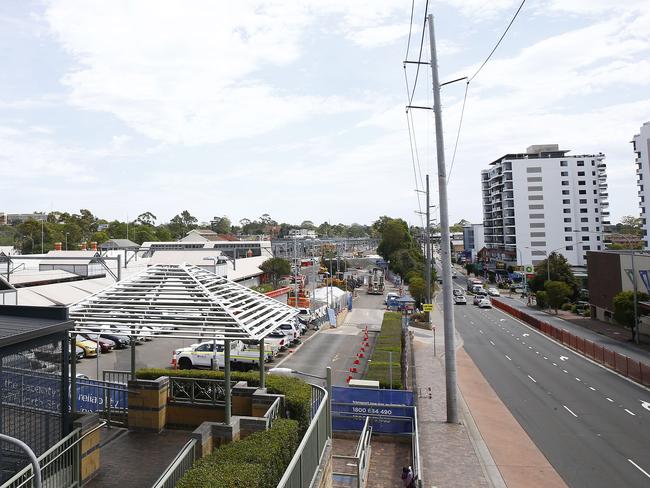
(492, 298, 650, 387)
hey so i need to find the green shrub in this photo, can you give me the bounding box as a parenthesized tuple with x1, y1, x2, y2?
(561, 302, 573, 311)
(136, 368, 312, 432)
(536, 291, 547, 309)
(364, 312, 403, 389)
(177, 419, 300, 488)
(582, 309, 591, 317)
(571, 304, 578, 314)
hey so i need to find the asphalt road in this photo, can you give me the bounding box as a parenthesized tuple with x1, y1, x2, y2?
(444, 274, 650, 487)
(278, 290, 386, 386)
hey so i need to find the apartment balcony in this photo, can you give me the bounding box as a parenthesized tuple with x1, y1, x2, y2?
(597, 162, 606, 169)
(599, 182, 608, 188)
(602, 209, 610, 216)
(600, 201, 609, 207)
(600, 192, 609, 198)
(504, 219, 516, 226)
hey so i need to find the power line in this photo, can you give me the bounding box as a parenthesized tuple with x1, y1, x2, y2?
(406, 112, 425, 227)
(469, 0, 527, 82)
(447, 82, 469, 184)
(405, 0, 416, 60)
(408, 0, 429, 105)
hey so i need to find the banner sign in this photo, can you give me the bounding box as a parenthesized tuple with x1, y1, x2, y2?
(76, 379, 127, 413)
(327, 308, 336, 326)
(638, 270, 650, 294)
(331, 386, 414, 433)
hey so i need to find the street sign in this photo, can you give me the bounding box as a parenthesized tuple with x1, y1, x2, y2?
(524, 265, 534, 273)
(423, 303, 433, 312)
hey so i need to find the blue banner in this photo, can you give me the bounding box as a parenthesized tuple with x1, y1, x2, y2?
(1, 369, 62, 413)
(332, 386, 414, 433)
(76, 379, 127, 413)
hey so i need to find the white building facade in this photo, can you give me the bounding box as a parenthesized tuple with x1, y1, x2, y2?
(482, 145, 609, 267)
(633, 122, 650, 249)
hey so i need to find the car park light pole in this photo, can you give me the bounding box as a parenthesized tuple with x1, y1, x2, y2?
(269, 366, 332, 438)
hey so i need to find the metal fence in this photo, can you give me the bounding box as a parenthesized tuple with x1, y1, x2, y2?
(332, 416, 373, 488)
(412, 407, 422, 488)
(276, 384, 329, 488)
(76, 377, 128, 426)
(168, 376, 233, 406)
(150, 438, 197, 488)
(263, 396, 282, 429)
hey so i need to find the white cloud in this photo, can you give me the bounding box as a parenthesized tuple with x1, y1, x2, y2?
(348, 24, 410, 48)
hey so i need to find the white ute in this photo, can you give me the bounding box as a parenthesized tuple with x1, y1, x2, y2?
(174, 340, 272, 370)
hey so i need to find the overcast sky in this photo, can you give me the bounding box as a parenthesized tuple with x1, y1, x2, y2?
(1, 0, 648, 227)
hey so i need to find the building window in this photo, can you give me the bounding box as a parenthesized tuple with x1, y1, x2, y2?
(531, 241, 546, 246)
(581, 217, 589, 222)
(564, 218, 571, 222)
(529, 204, 544, 210)
(595, 217, 599, 222)
(564, 227, 572, 231)
(565, 236, 573, 241)
(577, 161, 584, 166)
(579, 190, 586, 194)
(528, 186, 543, 192)
(582, 236, 590, 241)
(530, 223, 545, 228)
(591, 160, 595, 165)
(563, 199, 571, 204)
(526, 167, 542, 173)
(593, 180, 596, 185)
(563, 209, 571, 213)
(592, 171, 596, 176)
(561, 171, 569, 177)
(580, 208, 588, 213)
(579, 199, 587, 204)
(581, 226, 589, 231)
(578, 181, 586, 186)
(594, 199, 598, 204)
(560, 161, 568, 167)
(583, 245, 591, 250)
(530, 213, 545, 219)
(562, 181, 569, 186)
(578, 171, 585, 176)
(596, 226, 600, 231)
(566, 245, 574, 250)
(593, 189, 597, 194)
(597, 236, 601, 241)
(562, 190, 570, 195)
(530, 232, 546, 237)
(528, 195, 543, 200)
(527, 176, 542, 182)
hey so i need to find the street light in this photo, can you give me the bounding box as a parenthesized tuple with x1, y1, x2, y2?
(268, 367, 332, 438)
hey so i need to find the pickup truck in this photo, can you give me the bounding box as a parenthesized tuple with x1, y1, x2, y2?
(174, 340, 274, 371)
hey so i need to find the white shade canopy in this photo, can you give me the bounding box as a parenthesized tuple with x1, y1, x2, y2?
(69, 263, 297, 341)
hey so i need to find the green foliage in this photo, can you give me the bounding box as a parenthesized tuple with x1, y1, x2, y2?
(251, 283, 274, 293)
(465, 263, 476, 276)
(136, 368, 312, 432)
(211, 216, 232, 234)
(613, 290, 650, 330)
(561, 302, 573, 311)
(544, 280, 573, 313)
(365, 312, 403, 389)
(535, 291, 547, 309)
(177, 418, 300, 488)
(260, 258, 291, 287)
(376, 218, 411, 260)
(528, 253, 579, 296)
(408, 276, 426, 306)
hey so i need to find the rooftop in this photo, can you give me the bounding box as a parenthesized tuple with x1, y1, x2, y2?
(0, 305, 72, 348)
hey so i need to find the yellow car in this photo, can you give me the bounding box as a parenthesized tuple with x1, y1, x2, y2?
(76, 337, 98, 358)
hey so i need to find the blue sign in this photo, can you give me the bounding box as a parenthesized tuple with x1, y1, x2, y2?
(76, 379, 127, 413)
(328, 308, 336, 326)
(331, 386, 415, 433)
(1, 369, 62, 413)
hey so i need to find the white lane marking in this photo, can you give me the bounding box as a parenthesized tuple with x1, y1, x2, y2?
(560, 356, 568, 361)
(641, 401, 650, 412)
(589, 387, 596, 391)
(504, 355, 512, 361)
(500, 319, 506, 322)
(543, 356, 548, 360)
(479, 330, 484, 334)
(624, 409, 636, 416)
(563, 370, 569, 373)
(629, 459, 650, 479)
(528, 346, 533, 349)
(470, 321, 474, 325)
(552, 362, 557, 366)
(536, 351, 540, 354)
(522, 333, 529, 337)
(489, 340, 495, 346)
(606, 397, 614, 402)
(527, 375, 537, 383)
(522, 341, 526, 344)
(575, 378, 581, 382)
(563, 405, 578, 417)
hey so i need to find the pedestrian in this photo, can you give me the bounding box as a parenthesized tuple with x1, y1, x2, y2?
(401, 466, 414, 488)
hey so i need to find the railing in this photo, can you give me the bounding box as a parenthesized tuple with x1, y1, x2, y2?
(1, 421, 106, 488)
(332, 416, 373, 488)
(263, 395, 282, 429)
(168, 376, 233, 406)
(276, 384, 329, 488)
(412, 407, 423, 488)
(103, 370, 131, 385)
(76, 377, 128, 427)
(150, 438, 197, 488)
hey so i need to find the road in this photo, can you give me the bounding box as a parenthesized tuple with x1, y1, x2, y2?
(278, 290, 385, 386)
(443, 273, 650, 487)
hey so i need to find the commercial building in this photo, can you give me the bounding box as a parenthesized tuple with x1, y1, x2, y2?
(462, 224, 485, 261)
(0, 213, 7, 225)
(6, 213, 47, 224)
(633, 121, 650, 249)
(587, 250, 650, 335)
(288, 228, 317, 239)
(481, 144, 609, 268)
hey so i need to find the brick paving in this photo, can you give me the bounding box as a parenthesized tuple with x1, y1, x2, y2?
(85, 428, 192, 488)
(412, 321, 490, 488)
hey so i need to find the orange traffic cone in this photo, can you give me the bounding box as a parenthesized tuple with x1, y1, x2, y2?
(358, 352, 365, 358)
(354, 358, 360, 365)
(346, 376, 352, 383)
(350, 367, 357, 373)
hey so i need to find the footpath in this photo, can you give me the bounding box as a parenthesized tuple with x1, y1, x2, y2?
(410, 287, 567, 488)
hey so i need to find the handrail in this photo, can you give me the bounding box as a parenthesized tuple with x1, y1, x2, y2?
(151, 438, 197, 488)
(413, 407, 422, 488)
(333, 416, 372, 488)
(263, 395, 282, 427)
(276, 383, 329, 488)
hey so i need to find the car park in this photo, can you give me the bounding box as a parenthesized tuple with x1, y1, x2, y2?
(75, 337, 98, 358)
(78, 332, 115, 353)
(478, 298, 492, 308)
(87, 330, 130, 349)
(453, 295, 467, 305)
(488, 288, 500, 297)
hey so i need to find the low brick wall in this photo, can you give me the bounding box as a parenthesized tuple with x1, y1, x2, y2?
(492, 298, 650, 387)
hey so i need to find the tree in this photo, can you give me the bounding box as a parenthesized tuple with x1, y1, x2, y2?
(544, 281, 572, 313)
(528, 252, 579, 296)
(300, 220, 315, 229)
(616, 216, 642, 235)
(377, 218, 411, 260)
(408, 276, 426, 307)
(450, 219, 470, 232)
(613, 290, 650, 340)
(211, 216, 232, 234)
(136, 212, 157, 226)
(259, 258, 291, 288)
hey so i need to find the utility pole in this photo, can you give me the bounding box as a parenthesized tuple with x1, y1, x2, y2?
(632, 251, 639, 344)
(293, 237, 298, 309)
(428, 13, 458, 423)
(425, 175, 432, 320)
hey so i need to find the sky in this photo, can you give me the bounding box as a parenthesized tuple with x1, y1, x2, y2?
(0, 0, 648, 227)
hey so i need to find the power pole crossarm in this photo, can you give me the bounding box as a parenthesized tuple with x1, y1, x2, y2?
(428, 13, 458, 424)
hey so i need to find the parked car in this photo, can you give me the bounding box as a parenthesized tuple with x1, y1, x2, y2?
(277, 323, 299, 343)
(87, 330, 130, 349)
(297, 308, 313, 324)
(478, 298, 492, 309)
(264, 332, 288, 351)
(453, 295, 467, 305)
(473, 294, 483, 305)
(453, 289, 463, 297)
(78, 332, 116, 353)
(74, 346, 85, 362)
(487, 288, 500, 297)
(75, 337, 98, 358)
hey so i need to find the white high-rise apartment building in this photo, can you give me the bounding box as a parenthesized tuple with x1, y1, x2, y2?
(633, 122, 650, 249)
(481, 144, 609, 267)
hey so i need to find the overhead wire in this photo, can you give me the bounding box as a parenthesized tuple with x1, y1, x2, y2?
(405, 0, 416, 61)
(408, 0, 429, 106)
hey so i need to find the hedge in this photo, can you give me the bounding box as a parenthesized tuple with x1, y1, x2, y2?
(136, 368, 312, 432)
(176, 418, 300, 488)
(364, 311, 403, 389)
